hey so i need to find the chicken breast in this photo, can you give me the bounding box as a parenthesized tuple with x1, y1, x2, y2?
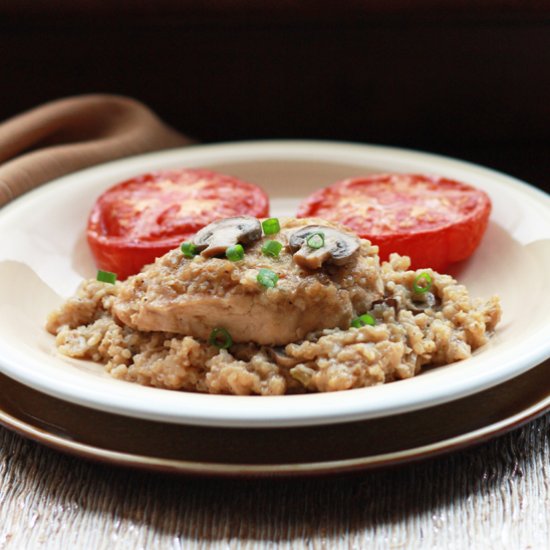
(112, 218, 384, 345)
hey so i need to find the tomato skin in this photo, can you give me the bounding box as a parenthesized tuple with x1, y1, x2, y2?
(87, 169, 269, 279)
(297, 174, 491, 271)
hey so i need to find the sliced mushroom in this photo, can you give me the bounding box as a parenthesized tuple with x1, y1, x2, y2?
(268, 347, 300, 368)
(192, 216, 262, 258)
(288, 225, 360, 270)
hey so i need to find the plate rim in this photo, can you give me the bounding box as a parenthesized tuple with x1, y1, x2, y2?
(0, 139, 549, 428)
(0, 366, 548, 477)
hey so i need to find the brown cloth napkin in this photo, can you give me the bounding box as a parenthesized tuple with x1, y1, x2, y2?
(0, 94, 191, 207)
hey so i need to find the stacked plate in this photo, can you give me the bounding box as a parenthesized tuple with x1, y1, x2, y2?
(0, 141, 549, 476)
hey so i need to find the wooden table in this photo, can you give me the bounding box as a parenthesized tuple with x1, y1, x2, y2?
(0, 412, 548, 549)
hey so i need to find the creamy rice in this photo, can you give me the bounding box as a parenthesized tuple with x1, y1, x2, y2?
(46, 242, 501, 396)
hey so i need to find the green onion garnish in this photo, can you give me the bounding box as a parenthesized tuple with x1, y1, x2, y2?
(413, 272, 433, 294)
(209, 327, 233, 349)
(261, 240, 283, 258)
(226, 244, 245, 261)
(351, 313, 376, 328)
(257, 268, 279, 288)
(262, 218, 280, 235)
(306, 232, 325, 249)
(180, 242, 198, 259)
(96, 270, 117, 284)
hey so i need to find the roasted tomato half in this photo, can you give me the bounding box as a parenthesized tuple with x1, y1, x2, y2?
(87, 168, 269, 279)
(297, 173, 491, 271)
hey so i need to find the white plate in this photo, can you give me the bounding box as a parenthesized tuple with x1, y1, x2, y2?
(0, 141, 549, 428)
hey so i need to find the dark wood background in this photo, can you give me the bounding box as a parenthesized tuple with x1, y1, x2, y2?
(1, 1, 549, 191)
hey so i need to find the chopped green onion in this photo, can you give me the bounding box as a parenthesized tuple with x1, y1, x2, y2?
(262, 218, 280, 235)
(261, 240, 283, 258)
(209, 327, 233, 349)
(180, 242, 198, 259)
(96, 270, 117, 284)
(226, 244, 245, 261)
(413, 272, 433, 294)
(306, 232, 325, 249)
(257, 268, 279, 288)
(351, 313, 376, 328)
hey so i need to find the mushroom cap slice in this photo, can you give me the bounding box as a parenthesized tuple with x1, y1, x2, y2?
(288, 225, 360, 269)
(268, 347, 300, 368)
(192, 216, 262, 258)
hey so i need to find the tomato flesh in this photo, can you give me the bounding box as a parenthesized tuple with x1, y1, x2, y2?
(297, 173, 491, 271)
(87, 169, 269, 279)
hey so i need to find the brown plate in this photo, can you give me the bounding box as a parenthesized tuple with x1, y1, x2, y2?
(0, 359, 549, 477)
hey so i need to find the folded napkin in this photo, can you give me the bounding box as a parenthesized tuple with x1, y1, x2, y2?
(0, 94, 191, 207)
